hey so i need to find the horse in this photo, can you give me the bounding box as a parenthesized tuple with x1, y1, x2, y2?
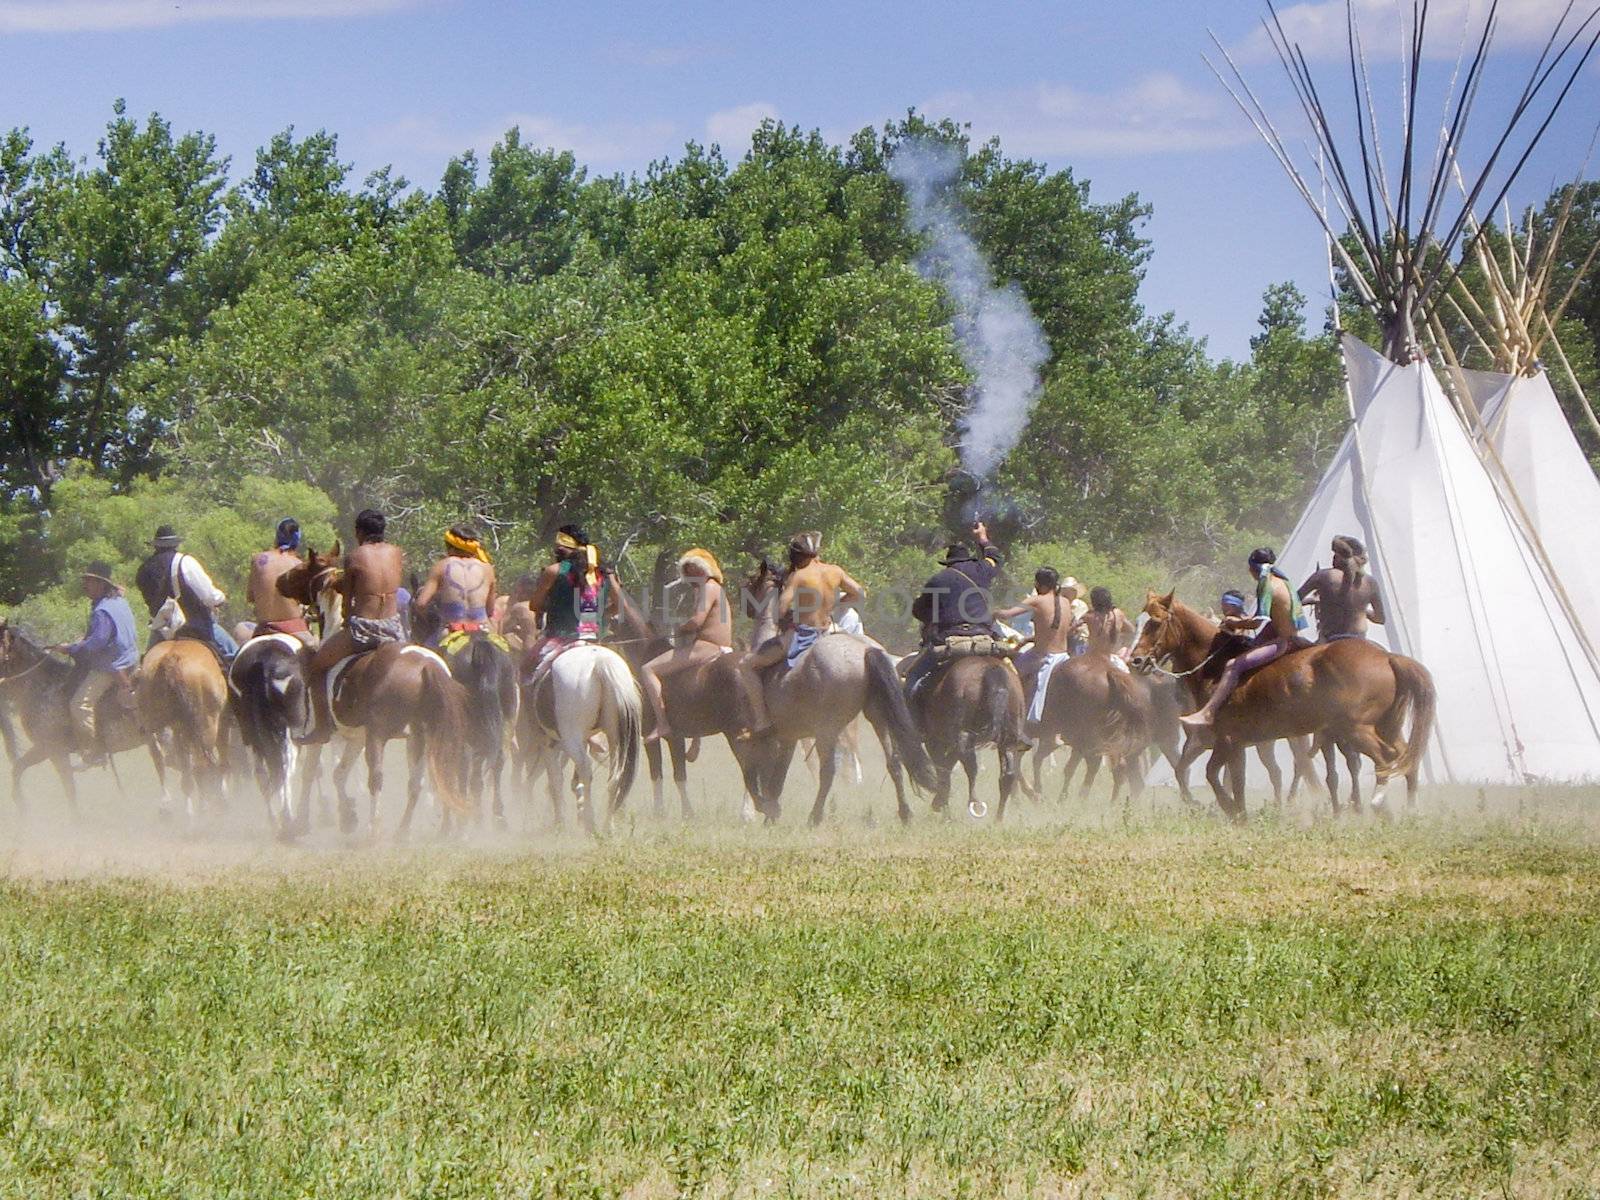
(411, 604, 520, 830)
(1132, 592, 1435, 820)
(910, 652, 1029, 820)
(518, 641, 643, 835)
(229, 630, 314, 838)
(743, 561, 935, 825)
(1026, 653, 1192, 807)
(137, 637, 231, 822)
(280, 549, 476, 839)
(605, 584, 766, 822)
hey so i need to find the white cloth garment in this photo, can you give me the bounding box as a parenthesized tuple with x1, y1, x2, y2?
(1026, 652, 1073, 726)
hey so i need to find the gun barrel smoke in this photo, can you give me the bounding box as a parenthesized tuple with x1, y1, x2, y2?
(889, 140, 1049, 482)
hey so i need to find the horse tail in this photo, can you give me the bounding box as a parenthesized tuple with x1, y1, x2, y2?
(1384, 655, 1436, 779)
(979, 660, 1023, 751)
(163, 649, 226, 769)
(420, 663, 474, 817)
(591, 648, 642, 808)
(864, 647, 937, 792)
(1102, 667, 1148, 755)
(464, 638, 513, 760)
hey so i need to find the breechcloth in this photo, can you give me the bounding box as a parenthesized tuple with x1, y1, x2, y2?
(1026, 652, 1073, 727)
(348, 615, 406, 651)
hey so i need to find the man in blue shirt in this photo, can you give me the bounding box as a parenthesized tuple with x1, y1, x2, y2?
(52, 561, 140, 765)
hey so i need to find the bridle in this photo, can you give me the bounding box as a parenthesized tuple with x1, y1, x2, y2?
(1131, 611, 1226, 681)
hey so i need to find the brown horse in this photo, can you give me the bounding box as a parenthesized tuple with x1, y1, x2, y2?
(743, 561, 935, 825)
(1027, 653, 1191, 806)
(280, 550, 475, 838)
(1132, 593, 1435, 820)
(911, 654, 1029, 821)
(0, 617, 231, 821)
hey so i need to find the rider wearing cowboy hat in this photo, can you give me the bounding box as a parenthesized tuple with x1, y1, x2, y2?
(51, 561, 139, 765)
(134, 524, 238, 661)
(903, 521, 1004, 696)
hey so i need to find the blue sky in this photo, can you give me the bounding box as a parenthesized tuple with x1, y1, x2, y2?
(2, 0, 1593, 360)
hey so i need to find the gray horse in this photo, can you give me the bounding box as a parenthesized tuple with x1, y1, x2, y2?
(742, 561, 934, 824)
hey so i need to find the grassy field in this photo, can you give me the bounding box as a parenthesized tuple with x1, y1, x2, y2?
(1, 750, 1598, 1197)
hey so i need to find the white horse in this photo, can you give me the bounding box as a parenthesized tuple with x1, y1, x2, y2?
(520, 643, 642, 835)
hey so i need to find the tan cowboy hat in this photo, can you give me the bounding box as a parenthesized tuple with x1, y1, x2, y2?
(81, 560, 118, 588)
(1059, 576, 1081, 596)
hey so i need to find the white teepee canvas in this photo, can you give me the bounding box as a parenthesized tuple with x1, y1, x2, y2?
(1455, 364, 1600, 646)
(1278, 335, 1600, 784)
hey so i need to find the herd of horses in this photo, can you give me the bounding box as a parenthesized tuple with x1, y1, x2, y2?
(0, 550, 1437, 838)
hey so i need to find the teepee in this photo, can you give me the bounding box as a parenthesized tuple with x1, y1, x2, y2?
(1210, 0, 1600, 783)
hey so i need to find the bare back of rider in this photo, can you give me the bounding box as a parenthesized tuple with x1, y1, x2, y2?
(998, 589, 1073, 691)
(1299, 567, 1384, 640)
(247, 548, 315, 646)
(1080, 608, 1134, 660)
(747, 559, 865, 670)
(304, 539, 405, 741)
(415, 555, 497, 643)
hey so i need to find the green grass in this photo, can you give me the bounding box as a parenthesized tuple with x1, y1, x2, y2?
(1, 787, 1599, 1197)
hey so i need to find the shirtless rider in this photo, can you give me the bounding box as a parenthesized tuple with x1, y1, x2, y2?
(246, 517, 316, 646)
(303, 509, 406, 742)
(414, 524, 497, 644)
(1298, 535, 1385, 641)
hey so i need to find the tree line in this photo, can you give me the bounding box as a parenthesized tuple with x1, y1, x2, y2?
(5, 104, 1595, 642)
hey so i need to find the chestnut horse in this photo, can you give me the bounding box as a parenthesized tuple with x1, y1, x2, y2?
(910, 653, 1029, 821)
(1132, 593, 1435, 820)
(280, 549, 475, 838)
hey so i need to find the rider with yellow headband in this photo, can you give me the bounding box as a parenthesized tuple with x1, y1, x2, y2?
(523, 524, 621, 676)
(414, 524, 498, 647)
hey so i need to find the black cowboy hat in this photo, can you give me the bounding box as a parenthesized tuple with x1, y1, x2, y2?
(152, 524, 181, 548)
(81, 560, 117, 587)
(940, 542, 977, 566)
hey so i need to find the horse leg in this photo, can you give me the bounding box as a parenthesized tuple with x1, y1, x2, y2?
(1223, 741, 1249, 823)
(1058, 746, 1082, 803)
(669, 738, 692, 819)
(959, 742, 980, 818)
(363, 734, 386, 839)
(1321, 736, 1341, 816)
(1078, 755, 1103, 803)
(290, 742, 319, 837)
(645, 737, 666, 818)
(1031, 732, 1056, 798)
(9, 741, 56, 817)
(1255, 743, 1285, 807)
(866, 717, 911, 825)
(995, 746, 1020, 823)
(398, 732, 426, 841)
(807, 734, 839, 827)
(331, 740, 359, 834)
(147, 734, 178, 822)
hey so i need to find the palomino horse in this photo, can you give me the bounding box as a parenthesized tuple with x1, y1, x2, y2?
(138, 637, 231, 821)
(1027, 653, 1192, 807)
(412, 606, 520, 830)
(606, 584, 765, 822)
(1132, 593, 1435, 820)
(910, 653, 1029, 820)
(280, 550, 475, 838)
(519, 643, 642, 834)
(743, 561, 935, 825)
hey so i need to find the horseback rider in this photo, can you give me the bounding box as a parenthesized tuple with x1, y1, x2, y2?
(998, 566, 1077, 731)
(414, 524, 498, 647)
(50, 561, 139, 766)
(1076, 587, 1135, 665)
(134, 524, 239, 663)
(746, 530, 867, 670)
(641, 548, 736, 744)
(1180, 546, 1307, 730)
(246, 518, 317, 646)
(1299, 535, 1386, 641)
(501, 573, 541, 656)
(902, 522, 1003, 697)
(524, 524, 621, 678)
(303, 508, 407, 743)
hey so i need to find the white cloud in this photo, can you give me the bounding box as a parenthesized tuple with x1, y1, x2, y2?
(924, 73, 1254, 159)
(705, 102, 779, 151)
(0, 0, 426, 33)
(370, 112, 678, 173)
(1232, 0, 1583, 61)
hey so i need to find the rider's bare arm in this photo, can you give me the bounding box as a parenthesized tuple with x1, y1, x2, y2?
(1368, 587, 1387, 626)
(413, 559, 447, 610)
(836, 569, 866, 605)
(526, 563, 561, 617)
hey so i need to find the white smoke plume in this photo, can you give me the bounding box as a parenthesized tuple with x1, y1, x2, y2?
(889, 139, 1050, 482)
